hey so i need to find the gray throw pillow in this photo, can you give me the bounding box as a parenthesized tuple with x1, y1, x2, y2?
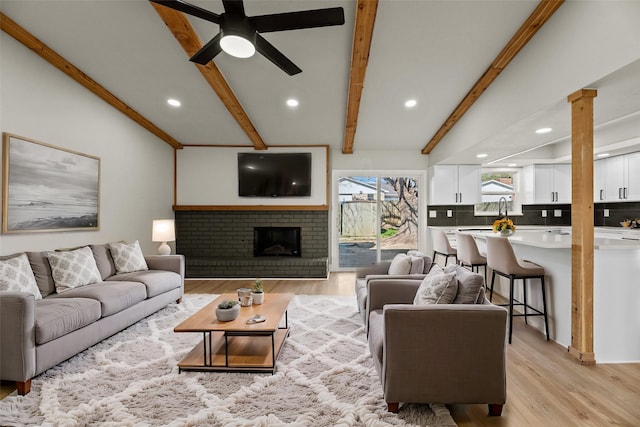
(409, 256, 425, 274)
(445, 264, 485, 304)
(413, 272, 458, 305)
(0, 253, 42, 300)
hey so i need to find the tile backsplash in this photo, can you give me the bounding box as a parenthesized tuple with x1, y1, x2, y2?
(427, 201, 639, 228)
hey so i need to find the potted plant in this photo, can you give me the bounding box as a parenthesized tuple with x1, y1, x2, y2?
(215, 299, 240, 321)
(252, 279, 265, 305)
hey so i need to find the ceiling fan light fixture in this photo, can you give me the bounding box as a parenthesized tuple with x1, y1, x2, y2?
(220, 34, 255, 58)
(220, 15, 256, 58)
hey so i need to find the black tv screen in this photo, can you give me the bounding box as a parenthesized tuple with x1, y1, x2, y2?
(238, 153, 312, 197)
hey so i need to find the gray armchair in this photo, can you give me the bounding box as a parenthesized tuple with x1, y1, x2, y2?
(366, 274, 508, 415)
(355, 253, 432, 325)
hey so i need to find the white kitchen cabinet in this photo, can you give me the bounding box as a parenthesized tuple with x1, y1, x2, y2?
(528, 164, 571, 204)
(602, 152, 640, 202)
(429, 165, 480, 205)
(594, 159, 606, 202)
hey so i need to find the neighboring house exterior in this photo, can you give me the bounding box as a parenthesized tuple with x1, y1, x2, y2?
(338, 177, 398, 202)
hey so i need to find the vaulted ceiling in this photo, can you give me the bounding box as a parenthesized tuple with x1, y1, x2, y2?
(1, 0, 639, 167)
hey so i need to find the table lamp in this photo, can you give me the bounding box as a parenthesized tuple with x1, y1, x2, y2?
(152, 219, 175, 255)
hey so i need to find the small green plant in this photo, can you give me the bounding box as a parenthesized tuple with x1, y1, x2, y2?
(217, 299, 239, 309)
(253, 279, 264, 293)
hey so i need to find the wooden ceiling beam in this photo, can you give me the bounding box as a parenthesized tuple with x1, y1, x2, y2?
(342, 0, 379, 154)
(151, 3, 267, 151)
(421, 0, 564, 155)
(0, 12, 183, 150)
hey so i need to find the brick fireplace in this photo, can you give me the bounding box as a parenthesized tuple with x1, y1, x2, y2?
(175, 210, 328, 278)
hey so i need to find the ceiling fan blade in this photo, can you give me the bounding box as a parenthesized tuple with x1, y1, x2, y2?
(190, 33, 223, 65)
(251, 7, 345, 33)
(221, 0, 245, 16)
(255, 34, 301, 76)
(149, 0, 220, 24)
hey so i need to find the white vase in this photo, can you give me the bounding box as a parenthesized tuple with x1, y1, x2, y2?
(252, 292, 264, 305)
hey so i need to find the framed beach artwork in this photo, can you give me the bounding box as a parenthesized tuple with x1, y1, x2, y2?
(2, 133, 100, 233)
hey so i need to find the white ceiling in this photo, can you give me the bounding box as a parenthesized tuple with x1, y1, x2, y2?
(1, 0, 639, 167)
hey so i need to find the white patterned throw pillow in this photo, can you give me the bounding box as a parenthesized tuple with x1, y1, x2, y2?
(413, 272, 458, 305)
(46, 246, 102, 293)
(0, 253, 43, 300)
(108, 240, 148, 274)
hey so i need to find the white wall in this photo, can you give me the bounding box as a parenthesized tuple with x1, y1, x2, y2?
(0, 33, 175, 255)
(176, 146, 328, 205)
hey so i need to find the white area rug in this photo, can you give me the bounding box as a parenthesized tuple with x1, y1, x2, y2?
(0, 295, 457, 426)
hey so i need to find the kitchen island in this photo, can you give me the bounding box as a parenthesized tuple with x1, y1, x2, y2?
(429, 226, 640, 363)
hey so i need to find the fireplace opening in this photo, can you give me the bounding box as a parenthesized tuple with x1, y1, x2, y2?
(254, 227, 301, 257)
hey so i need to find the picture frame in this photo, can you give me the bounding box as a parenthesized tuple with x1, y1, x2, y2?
(2, 133, 100, 233)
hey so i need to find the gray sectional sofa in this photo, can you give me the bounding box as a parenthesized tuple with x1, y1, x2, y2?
(0, 243, 184, 395)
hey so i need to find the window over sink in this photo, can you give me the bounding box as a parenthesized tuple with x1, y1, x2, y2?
(474, 169, 522, 216)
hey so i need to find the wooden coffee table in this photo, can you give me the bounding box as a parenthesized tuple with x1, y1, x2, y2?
(174, 293, 293, 373)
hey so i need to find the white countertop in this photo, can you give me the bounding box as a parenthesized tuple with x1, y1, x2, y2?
(430, 225, 640, 250)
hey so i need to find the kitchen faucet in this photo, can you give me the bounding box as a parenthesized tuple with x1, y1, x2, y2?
(498, 196, 508, 218)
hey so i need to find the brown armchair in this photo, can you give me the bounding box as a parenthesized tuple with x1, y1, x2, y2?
(365, 268, 508, 415)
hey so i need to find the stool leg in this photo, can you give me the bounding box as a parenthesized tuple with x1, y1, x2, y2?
(523, 278, 529, 325)
(540, 276, 550, 340)
(483, 265, 487, 286)
(489, 270, 496, 302)
(508, 276, 515, 344)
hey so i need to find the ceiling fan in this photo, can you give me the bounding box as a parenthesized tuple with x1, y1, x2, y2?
(150, 0, 345, 75)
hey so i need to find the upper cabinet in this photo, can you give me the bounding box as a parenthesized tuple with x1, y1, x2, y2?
(522, 164, 571, 204)
(429, 165, 480, 205)
(596, 152, 640, 202)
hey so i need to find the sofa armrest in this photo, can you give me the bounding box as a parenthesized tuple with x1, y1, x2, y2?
(356, 261, 392, 278)
(145, 254, 185, 280)
(0, 291, 36, 383)
(367, 279, 423, 312)
(381, 303, 507, 405)
(365, 274, 426, 282)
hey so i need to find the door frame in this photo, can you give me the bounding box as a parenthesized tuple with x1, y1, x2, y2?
(330, 170, 427, 272)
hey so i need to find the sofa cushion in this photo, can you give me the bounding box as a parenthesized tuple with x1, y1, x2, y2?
(367, 309, 385, 365)
(34, 298, 101, 345)
(90, 244, 117, 280)
(388, 254, 412, 275)
(413, 272, 458, 305)
(444, 264, 485, 304)
(0, 253, 42, 300)
(26, 251, 56, 297)
(107, 270, 181, 298)
(51, 281, 147, 317)
(46, 247, 102, 293)
(108, 241, 148, 274)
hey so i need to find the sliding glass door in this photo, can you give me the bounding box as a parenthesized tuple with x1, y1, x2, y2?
(336, 175, 419, 268)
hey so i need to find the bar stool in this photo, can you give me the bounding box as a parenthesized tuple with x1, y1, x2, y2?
(455, 231, 487, 283)
(432, 229, 457, 266)
(485, 235, 549, 344)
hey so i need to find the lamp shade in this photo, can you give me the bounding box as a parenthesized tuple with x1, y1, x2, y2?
(152, 219, 175, 242)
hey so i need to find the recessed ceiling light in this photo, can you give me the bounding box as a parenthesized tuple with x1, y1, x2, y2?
(476, 153, 488, 158)
(404, 99, 417, 108)
(535, 127, 552, 134)
(597, 152, 610, 158)
(508, 163, 517, 167)
(167, 98, 181, 107)
(286, 98, 299, 107)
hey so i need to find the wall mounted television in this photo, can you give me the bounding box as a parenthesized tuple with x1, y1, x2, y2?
(238, 152, 312, 197)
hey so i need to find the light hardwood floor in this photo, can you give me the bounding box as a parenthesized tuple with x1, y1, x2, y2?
(3, 273, 639, 426)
